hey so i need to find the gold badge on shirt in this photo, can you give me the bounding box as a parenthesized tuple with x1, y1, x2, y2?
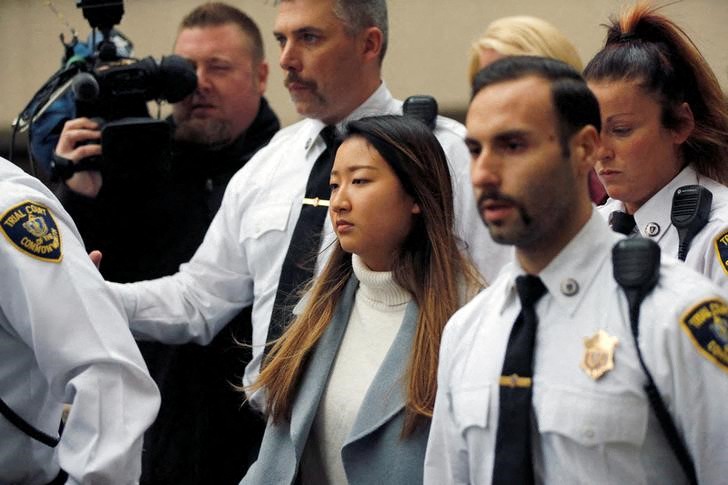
(580, 329, 619, 380)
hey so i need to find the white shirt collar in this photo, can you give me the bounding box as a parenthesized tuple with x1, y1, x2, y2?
(632, 165, 699, 241)
(601, 165, 700, 240)
(303, 81, 393, 156)
(498, 210, 621, 317)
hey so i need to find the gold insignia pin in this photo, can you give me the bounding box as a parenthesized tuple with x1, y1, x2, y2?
(580, 329, 619, 380)
(303, 197, 329, 207)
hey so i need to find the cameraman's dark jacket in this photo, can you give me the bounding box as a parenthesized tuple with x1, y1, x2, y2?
(55, 97, 280, 485)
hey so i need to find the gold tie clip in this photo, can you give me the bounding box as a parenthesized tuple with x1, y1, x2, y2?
(499, 374, 532, 388)
(303, 197, 330, 207)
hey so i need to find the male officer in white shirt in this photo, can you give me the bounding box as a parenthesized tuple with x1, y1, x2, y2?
(424, 56, 728, 484)
(0, 157, 159, 484)
(110, 0, 510, 411)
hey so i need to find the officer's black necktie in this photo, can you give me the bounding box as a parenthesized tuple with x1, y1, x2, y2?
(609, 210, 636, 235)
(492, 274, 547, 485)
(267, 125, 337, 346)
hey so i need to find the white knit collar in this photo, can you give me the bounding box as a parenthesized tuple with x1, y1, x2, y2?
(351, 254, 411, 308)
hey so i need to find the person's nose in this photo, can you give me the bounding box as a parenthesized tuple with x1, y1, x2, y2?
(279, 40, 302, 73)
(195, 65, 212, 92)
(329, 185, 350, 214)
(470, 148, 501, 191)
(596, 136, 615, 163)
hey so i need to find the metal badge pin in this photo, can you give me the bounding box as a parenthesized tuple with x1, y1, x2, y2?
(580, 329, 619, 380)
(645, 222, 661, 237)
(560, 278, 579, 296)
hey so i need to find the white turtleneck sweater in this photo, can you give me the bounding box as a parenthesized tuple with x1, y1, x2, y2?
(300, 255, 412, 485)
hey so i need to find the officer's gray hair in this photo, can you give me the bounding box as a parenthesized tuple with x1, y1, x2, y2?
(275, 0, 388, 62)
(333, 0, 388, 62)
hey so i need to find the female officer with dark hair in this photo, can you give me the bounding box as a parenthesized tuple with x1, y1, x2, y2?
(584, 1, 728, 290)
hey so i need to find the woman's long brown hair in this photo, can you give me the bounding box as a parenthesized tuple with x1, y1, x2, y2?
(248, 115, 482, 436)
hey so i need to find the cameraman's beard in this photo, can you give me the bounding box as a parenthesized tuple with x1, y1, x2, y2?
(173, 117, 233, 147)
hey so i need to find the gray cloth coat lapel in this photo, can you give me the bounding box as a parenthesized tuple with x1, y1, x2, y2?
(243, 275, 428, 485)
(344, 300, 418, 445)
(288, 276, 359, 457)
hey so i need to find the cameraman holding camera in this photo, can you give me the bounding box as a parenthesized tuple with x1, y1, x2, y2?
(51, 3, 279, 484)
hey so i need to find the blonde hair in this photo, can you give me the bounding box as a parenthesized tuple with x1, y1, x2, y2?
(469, 16, 583, 84)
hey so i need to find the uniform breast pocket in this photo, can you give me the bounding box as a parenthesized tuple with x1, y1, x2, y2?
(450, 385, 491, 435)
(535, 386, 648, 482)
(243, 203, 293, 261)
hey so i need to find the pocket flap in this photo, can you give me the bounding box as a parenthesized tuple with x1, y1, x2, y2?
(247, 203, 292, 239)
(451, 385, 491, 432)
(537, 386, 647, 446)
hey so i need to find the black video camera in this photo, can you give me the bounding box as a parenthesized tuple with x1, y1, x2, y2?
(15, 0, 197, 184)
(57, 52, 198, 184)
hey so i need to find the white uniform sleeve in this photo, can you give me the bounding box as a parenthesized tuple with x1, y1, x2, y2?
(643, 272, 728, 484)
(0, 196, 160, 483)
(424, 317, 470, 485)
(111, 175, 255, 344)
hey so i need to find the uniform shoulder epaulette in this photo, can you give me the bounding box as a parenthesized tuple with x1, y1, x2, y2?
(0, 200, 62, 263)
(680, 298, 728, 373)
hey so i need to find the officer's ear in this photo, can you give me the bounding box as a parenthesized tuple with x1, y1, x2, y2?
(569, 125, 599, 177)
(254, 61, 269, 96)
(360, 26, 383, 63)
(671, 101, 695, 145)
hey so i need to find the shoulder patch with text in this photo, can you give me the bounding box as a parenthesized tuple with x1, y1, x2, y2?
(680, 298, 728, 373)
(0, 201, 62, 262)
(713, 229, 728, 275)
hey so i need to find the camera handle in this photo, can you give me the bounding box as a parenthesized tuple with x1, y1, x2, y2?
(51, 151, 102, 181)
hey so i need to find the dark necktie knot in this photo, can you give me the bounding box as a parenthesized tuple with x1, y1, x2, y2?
(515, 274, 547, 309)
(609, 210, 636, 235)
(319, 125, 338, 150)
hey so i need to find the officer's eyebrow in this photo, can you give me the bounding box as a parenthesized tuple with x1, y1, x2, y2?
(493, 129, 530, 141)
(464, 138, 481, 151)
(273, 26, 325, 38)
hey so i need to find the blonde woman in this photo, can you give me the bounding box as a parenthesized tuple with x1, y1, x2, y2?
(468, 15, 582, 84)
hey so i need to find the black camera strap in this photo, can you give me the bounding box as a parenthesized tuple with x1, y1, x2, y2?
(612, 238, 697, 485)
(0, 396, 60, 447)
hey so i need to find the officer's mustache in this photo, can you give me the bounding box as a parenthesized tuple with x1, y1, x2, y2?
(284, 73, 317, 91)
(477, 190, 532, 225)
